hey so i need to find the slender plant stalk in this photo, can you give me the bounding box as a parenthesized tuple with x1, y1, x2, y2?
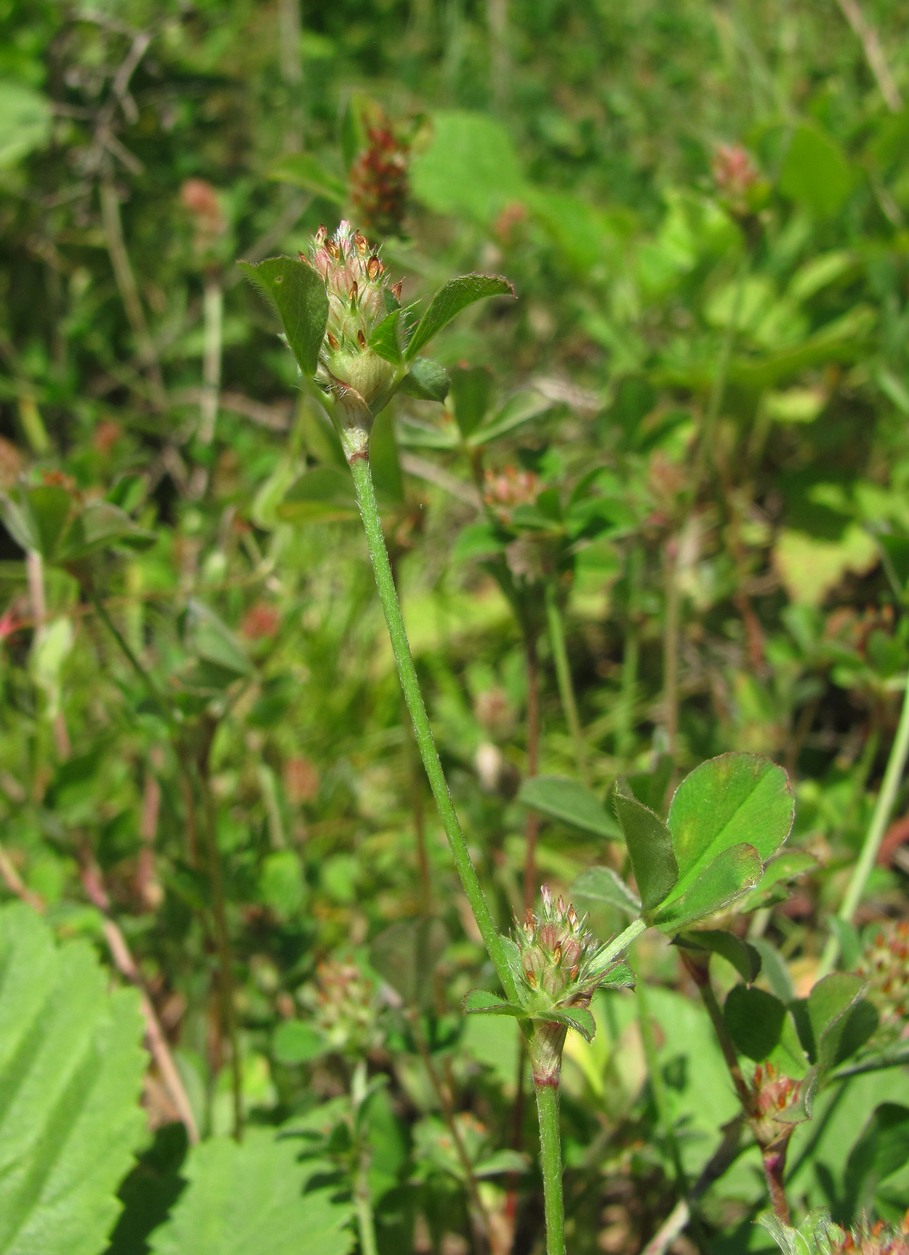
(534, 1080, 566, 1255)
(544, 581, 589, 786)
(818, 662, 909, 977)
(348, 450, 518, 1001)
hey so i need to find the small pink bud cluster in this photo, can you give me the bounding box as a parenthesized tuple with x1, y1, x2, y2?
(519, 885, 594, 1003)
(349, 121, 411, 239)
(832, 1214, 909, 1255)
(857, 919, 909, 1034)
(180, 179, 226, 260)
(483, 466, 542, 525)
(712, 143, 765, 221)
(302, 221, 404, 432)
(747, 1061, 802, 1149)
(304, 957, 381, 1056)
(516, 886, 624, 1087)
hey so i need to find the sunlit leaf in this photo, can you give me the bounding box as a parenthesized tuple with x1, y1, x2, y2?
(239, 257, 329, 377)
(405, 274, 515, 361)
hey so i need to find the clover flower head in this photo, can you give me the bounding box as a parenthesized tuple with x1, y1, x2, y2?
(302, 221, 404, 435)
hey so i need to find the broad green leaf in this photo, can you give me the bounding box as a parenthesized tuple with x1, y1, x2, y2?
(724, 985, 790, 1063)
(272, 1020, 328, 1065)
(648, 754, 793, 927)
(410, 110, 527, 225)
(668, 754, 793, 870)
(397, 355, 450, 402)
(778, 122, 854, 219)
(0, 903, 146, 1255)
(61, 501, 157, 562)
(805, 971, 869, 1080)
(843, 1104, 909, 1218)
(268, 152, 347, 203)
(520, 775, 621, 840)
(148, 1129, 354, 1255)
(612, 777, 678, 912)
(259, 849, 306, 920)
(651, 842, 764, 931)
(774, 523, 878, 606)
(678, 929, 761, 983)
(405, 274, 515, 361)
(0, 81, 53, 168)
(239, 257, 329, 377)
(571, 866, 641, 916)
(728, 984, 809, 1078)
(1, 484, 74, 560)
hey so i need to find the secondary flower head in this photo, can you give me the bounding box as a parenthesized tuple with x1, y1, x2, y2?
(518, 885, 598, 1002)
(303, 221, 404, 437)
(515, 885, 633, 1085)
(857, 919, 909, 1038)
(747, 1061, 803, 1150)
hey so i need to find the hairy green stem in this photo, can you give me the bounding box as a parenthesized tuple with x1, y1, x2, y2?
(818, 662, 909, 977)
(348, 449, 518, 1002)
(534, 1079, 566, 1255)
(544, 581, 589, 786)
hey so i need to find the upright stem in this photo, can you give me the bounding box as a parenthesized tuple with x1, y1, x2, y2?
(347, 449, 518, 1002)
(534, 1080, 566, 1255)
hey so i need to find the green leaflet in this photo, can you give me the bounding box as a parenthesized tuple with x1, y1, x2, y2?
(0, 904, 146, 1255)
